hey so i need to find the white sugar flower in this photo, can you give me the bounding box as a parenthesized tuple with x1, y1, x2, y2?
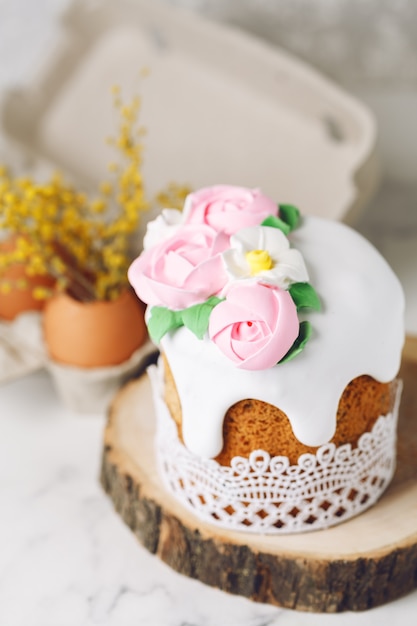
(223, 225, 309, 289)
(143, 209, 184, 250)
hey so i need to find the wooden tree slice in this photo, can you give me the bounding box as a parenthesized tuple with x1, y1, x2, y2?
(101, 352, 417, 613)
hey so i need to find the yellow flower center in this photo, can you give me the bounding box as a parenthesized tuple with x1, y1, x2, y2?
(245, 249, 273, 275)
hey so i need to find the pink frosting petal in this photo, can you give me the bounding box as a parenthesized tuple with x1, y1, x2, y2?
(225, 283, 279, 330)
(144, 279, 210, 310)
(128, 224, 230, 310)
(237, 292, 299, 369)
(209, 300, 253, 338)
(183, 255, 229, 302)
(184, 185, 278, 235)
(231, 321, 264, 342)
(231, 328, 270, 360)
(209, 283, 299, 370)
(211, 326, 241, 364)
(163, 251, 194, 285)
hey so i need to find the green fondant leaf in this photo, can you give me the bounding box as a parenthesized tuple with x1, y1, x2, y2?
(181, 296, 223, 340)
(279, 204, 300, 231)
(279, 321, 312, 364)
(289, 282, 321, 311)
(147, 306, 183, 343)
(261, 214, 291, 235)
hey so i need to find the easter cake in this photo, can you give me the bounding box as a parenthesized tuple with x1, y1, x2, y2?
(128, 185, 404, 533)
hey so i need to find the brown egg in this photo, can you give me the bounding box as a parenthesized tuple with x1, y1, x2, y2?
(43, 289, 147, 368)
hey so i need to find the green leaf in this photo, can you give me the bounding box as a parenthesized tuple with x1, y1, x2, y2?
(279, 321, 312, 364)
(279, 204, 300, 231)
(181, 296, 223, 340)
(261, 214, 291, 235)
(289, 282, 321, 311)
(147, 306, 183, 343)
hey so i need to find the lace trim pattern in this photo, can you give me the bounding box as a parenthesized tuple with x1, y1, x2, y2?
(150, 367, 401, 534)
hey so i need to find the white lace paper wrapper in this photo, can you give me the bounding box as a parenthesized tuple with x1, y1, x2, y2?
(149, 363, 402, 534)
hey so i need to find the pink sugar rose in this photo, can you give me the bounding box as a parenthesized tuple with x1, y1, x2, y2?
(183, 185, 278, 235)
(209, 283, 299, 370)
(128, 224, 229, 310)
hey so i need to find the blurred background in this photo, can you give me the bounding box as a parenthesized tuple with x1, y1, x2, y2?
(0, 0, 416, 332)
(1, 0, 416, 180)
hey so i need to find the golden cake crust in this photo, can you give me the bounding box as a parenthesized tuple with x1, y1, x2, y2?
(162, 353, 396, 465)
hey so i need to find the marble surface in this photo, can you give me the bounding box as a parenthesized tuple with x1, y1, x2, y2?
(1, 370, 417, 626)
(1, 1, 417, 624)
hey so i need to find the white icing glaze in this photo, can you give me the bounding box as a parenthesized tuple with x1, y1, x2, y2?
(160, 216, 405, 458)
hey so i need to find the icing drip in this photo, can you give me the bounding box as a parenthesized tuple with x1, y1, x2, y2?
(160, 216, 405, 458)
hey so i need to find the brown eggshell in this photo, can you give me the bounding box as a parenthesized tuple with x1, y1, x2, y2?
(43, 289, 147, 368)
